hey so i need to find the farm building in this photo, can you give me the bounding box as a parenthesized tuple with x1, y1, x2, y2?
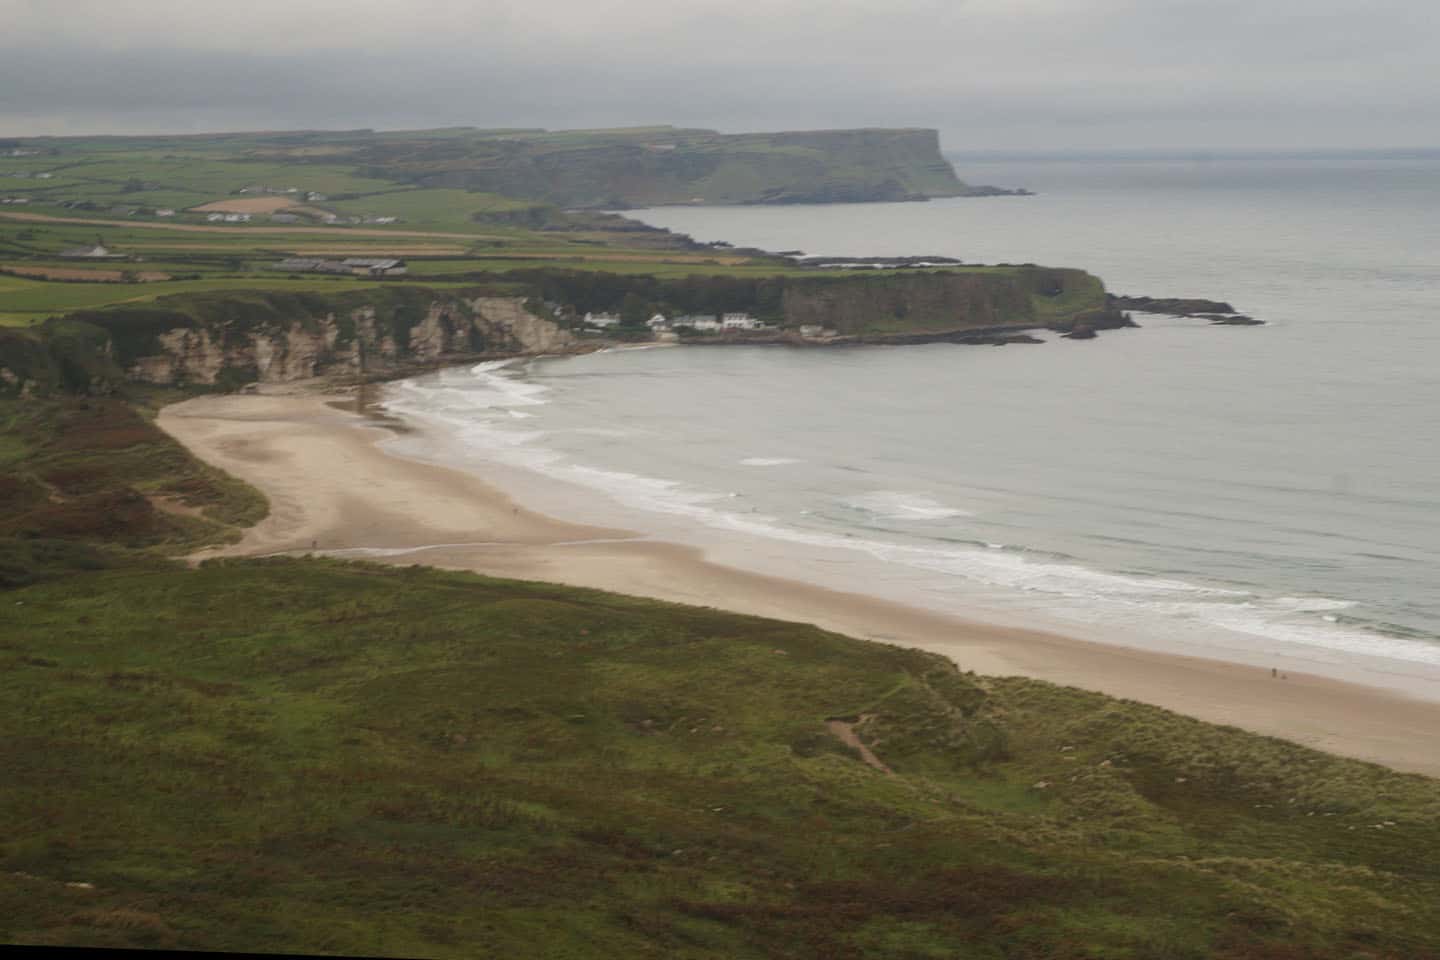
(583, 312, 622, 328)
(341, 258, 408, 277)
(271, 257, 408, 277)
(60, 242, 120, 259)
(272, 258, 353, 275)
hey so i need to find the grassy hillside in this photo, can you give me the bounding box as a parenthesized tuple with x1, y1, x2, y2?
(3, 557, 1439, 958)
(0, 396, 265, 585)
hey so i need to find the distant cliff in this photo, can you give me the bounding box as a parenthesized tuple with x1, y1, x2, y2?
(352, 127, 981, 208)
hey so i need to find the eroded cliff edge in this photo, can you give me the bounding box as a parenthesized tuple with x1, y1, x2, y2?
(0, 288, 581, 396)
(0, 267, 1120, 397)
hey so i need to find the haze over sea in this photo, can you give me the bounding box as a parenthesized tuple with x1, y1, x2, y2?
(384, 152, 1440, 698)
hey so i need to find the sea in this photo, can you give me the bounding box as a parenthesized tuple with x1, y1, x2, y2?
(381, 151, 1440, 700)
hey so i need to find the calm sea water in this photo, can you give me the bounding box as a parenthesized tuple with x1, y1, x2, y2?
(384, 153, 1440, 696)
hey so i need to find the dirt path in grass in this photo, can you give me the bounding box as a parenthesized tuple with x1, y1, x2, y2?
(827, 717, 894, 775)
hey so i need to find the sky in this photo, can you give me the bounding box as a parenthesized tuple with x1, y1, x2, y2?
(3, 0, 1437, 150)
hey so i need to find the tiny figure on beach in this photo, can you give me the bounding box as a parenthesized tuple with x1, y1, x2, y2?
(1272, 668, 1278, 678)
(311, 539, 317, 551)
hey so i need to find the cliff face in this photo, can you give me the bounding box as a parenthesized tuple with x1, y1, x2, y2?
(128, 296, 577, 388)
(783, 272, 1033, 334)
(358, 127, 969, 208)
(781, 267, 1117, 338)
(0, 290, 578, 396)
(0, 268, 1119, 398)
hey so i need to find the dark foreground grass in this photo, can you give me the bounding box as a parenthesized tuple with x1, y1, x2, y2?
(3, 557, 1438, 959)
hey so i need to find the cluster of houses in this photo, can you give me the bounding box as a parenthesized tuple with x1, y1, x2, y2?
(206, 212, 252, 223)
(271, 257, 409, 277)
(581, 311, 767, 332)
(315, 213, 400, 225)
(4, 170, 53, 180)
(0, 197, 30, 205)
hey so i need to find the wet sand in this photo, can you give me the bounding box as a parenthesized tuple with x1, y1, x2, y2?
(158, 386, 1440, 777)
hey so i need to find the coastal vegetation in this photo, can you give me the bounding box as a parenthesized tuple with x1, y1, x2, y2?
(5, 549, 1440, 957)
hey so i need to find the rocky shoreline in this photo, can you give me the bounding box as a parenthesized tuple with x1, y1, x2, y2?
(1109, 294, 1264, 325)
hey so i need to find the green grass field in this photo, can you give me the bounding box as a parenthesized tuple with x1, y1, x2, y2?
(0, 274, 475, 326)
(3, 556, 1439, 958)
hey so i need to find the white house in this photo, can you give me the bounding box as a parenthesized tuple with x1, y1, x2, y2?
(722, 312, 762, 330)
(60, 242, 116, 259)
(206, 213, 225, 222)
(341, 257, 408, 277)
(675, 314, 721, 331)
(646, 313, 670, 330)
(155, 208, 176, 218)
(584, 312, 622, 328)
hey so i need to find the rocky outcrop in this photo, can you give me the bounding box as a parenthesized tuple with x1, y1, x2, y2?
(1199, 314, 1265, 326)
(1109, 295, 1238, 316)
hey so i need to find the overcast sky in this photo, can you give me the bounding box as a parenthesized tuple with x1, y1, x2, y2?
(3, 0, 1437, 150)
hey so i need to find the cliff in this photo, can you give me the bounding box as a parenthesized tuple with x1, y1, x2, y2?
(0, 266, 1119, 397)
(780, 266, 1123, 339)
(0, 288, 579, 396)
(353, 127, 975, 208)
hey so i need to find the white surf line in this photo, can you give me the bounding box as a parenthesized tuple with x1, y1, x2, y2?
(262, 536, 648, 560)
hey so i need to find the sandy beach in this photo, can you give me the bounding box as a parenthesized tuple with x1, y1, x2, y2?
(158, 386, 1440, 778)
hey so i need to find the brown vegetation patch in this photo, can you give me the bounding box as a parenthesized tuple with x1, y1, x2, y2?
(189, 197, 307, 214)
(4, 488, 162, 541)
(2, 265, 171, 282)
(50, 402, 158, 452)
(146, 494, 206, 519)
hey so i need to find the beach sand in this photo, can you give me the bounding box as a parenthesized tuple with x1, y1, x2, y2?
(158, 386, 1440, 777)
